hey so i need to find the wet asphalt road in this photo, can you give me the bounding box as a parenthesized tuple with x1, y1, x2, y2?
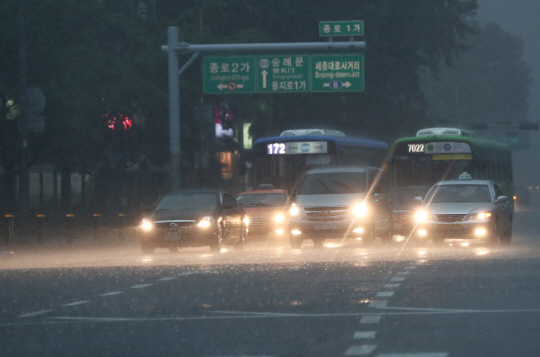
(1, 205, 540, 357)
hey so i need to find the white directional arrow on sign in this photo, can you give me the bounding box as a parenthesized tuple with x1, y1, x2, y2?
(217, 83, 228, 90)
(343, 81, 351, 88)
(261, 70, 268, 88)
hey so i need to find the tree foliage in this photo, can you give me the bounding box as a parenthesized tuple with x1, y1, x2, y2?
(1, 0, 496, 210)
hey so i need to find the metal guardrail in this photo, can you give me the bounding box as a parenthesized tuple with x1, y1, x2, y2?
(1, 212, 140, 248)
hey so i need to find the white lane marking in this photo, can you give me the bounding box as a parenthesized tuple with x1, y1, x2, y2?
(397, 271, 410, 275)
(377, 352, 448, 357)
(390, 277, 406, 282)
(354, 331, 376, 339)
(344, 345, 377, 355)
(403, 266, 417, 270)
(157, 277, 178, 281)
(52, 316, 138, 322)
(369, 301, 388, 308)
(212, 310, 308, 317)
(360, 315, 381, 324)
(376, 291, 395, 297)
(100, 291, 123, 296)
(131, 284, 153, 289)
(19, 310, 54, 318)
(62, 300, 90, 307)
(384, 283, 400, 288)
(179, 272, 197, 276)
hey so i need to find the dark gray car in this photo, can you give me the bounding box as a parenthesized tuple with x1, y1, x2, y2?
(138, 189, 248, 253)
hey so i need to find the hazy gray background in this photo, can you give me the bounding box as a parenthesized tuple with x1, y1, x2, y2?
(477, 0, 540, 187)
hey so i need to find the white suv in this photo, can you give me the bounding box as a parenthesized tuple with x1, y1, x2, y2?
(288, 167, 393, 248)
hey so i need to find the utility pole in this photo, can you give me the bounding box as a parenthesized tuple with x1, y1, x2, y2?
(19, 0, 30, 213)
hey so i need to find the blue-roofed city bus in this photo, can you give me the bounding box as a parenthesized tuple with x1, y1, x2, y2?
(388, 127, 514, 236)
(251, 129, 389, 191)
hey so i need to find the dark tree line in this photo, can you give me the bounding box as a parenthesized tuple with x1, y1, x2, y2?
(3, 0, 515, 212)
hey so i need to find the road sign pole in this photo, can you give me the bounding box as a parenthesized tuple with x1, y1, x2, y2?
(168, 27, 181, 191)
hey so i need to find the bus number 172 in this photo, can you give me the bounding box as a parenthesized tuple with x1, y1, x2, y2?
(268, 143, 286, 155)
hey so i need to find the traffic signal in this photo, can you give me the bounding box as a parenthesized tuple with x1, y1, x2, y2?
(106, 113, 132, 131)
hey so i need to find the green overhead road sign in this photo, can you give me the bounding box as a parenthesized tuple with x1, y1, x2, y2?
(311, 54, 364, 92)
(319, 21, 364, 37)
(257, 55, 310, 93)
(203, 54, 364, 93)
(203, 56, 256, 94)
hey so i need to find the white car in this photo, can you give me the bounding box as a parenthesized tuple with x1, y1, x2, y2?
(413, 179, 513, 245)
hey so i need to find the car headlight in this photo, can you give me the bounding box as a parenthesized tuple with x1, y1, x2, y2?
(414, 210, 430, 223)
(290, 204, 300, 216)
(197, 216, 215, 228)
(275, 213, 285, 223)
(140, 218, 153, 231)
(353, 202, 368, 217)
(243, 216, 250, 226)
(467, 212, 492, 221)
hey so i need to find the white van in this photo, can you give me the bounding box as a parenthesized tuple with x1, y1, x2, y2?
(288, 167, 393, 248)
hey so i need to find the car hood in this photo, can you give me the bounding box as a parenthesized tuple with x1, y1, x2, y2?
(422, 202, 496, 215)
(295, 193, 366, 207)
(242, 206, 283, 217)
(151, 209, 216, 221)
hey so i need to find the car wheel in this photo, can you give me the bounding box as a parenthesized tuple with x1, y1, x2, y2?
(290, 234, 303, 249)
(312, 238, 324, 248)
(235, 225, 248, 250)
(499, 220, 512, 245)
(432, 237, 445, 246)
(380, 218, 393, 245)
(140, 241, 155, 254)
(487, 221, 500, 245)
(414, 237, 428, 247)
(362, 224, 375, 246)
(209, 224, 224, 252)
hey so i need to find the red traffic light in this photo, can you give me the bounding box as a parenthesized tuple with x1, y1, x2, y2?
(106, 113, 132, 130)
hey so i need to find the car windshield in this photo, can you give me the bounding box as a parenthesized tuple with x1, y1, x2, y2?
(237, 193, 287, 207)
(297, 172, 366, 195)
(156, 193, 218, 211)
(426, 184, 492, 203)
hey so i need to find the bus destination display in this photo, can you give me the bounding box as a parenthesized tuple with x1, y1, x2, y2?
(267, 141, 328, 155)
(407, 142, 471, 154)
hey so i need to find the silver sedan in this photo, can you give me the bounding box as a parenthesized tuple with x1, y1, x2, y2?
(413, 179, 513, 245)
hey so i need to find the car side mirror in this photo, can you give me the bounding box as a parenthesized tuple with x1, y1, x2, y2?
(496, 196, 508, 203)
(414, 196, 423, 203)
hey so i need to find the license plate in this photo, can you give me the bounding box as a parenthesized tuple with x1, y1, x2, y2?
(164, 232, 181, 241)
(443, 224, 462, 231)
(314, 222, 338, 230)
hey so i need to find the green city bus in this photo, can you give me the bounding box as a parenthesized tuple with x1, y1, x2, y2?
(389, 127, 513, 236)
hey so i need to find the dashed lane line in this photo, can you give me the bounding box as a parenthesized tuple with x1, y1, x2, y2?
(157, 277, 178, 281)
(344, 345, 377, 356)
(62, 300, 91, 307)
(18, 310, 54, 318)
(390, 277, 406, 282)
(369, 301, 388, 308)
(360, 315, 381, 324)
(354, 331, 376, 339)
(131, 283, 153, 289)
(100, 291, 123, 296)
(377, 352, 448, 357)
(384, 283, 400, 288)
(376, 291, 395, 298)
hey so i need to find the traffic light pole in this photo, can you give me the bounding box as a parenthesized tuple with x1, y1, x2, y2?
(163, 26, 366, 191)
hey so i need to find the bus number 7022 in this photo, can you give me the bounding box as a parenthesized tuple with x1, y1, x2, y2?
(408, 144, 424, 153)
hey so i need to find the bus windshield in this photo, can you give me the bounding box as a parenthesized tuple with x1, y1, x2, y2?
(297, 172, 366, 195)
(392, 155, 473, 187)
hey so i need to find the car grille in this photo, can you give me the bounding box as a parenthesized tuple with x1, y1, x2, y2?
(393, 210, 411, 223)
(154, 221, 195, 232)
(304, 206, 348, 221)
(250, 217, 269, 226)
(434, 214, 466, 223)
